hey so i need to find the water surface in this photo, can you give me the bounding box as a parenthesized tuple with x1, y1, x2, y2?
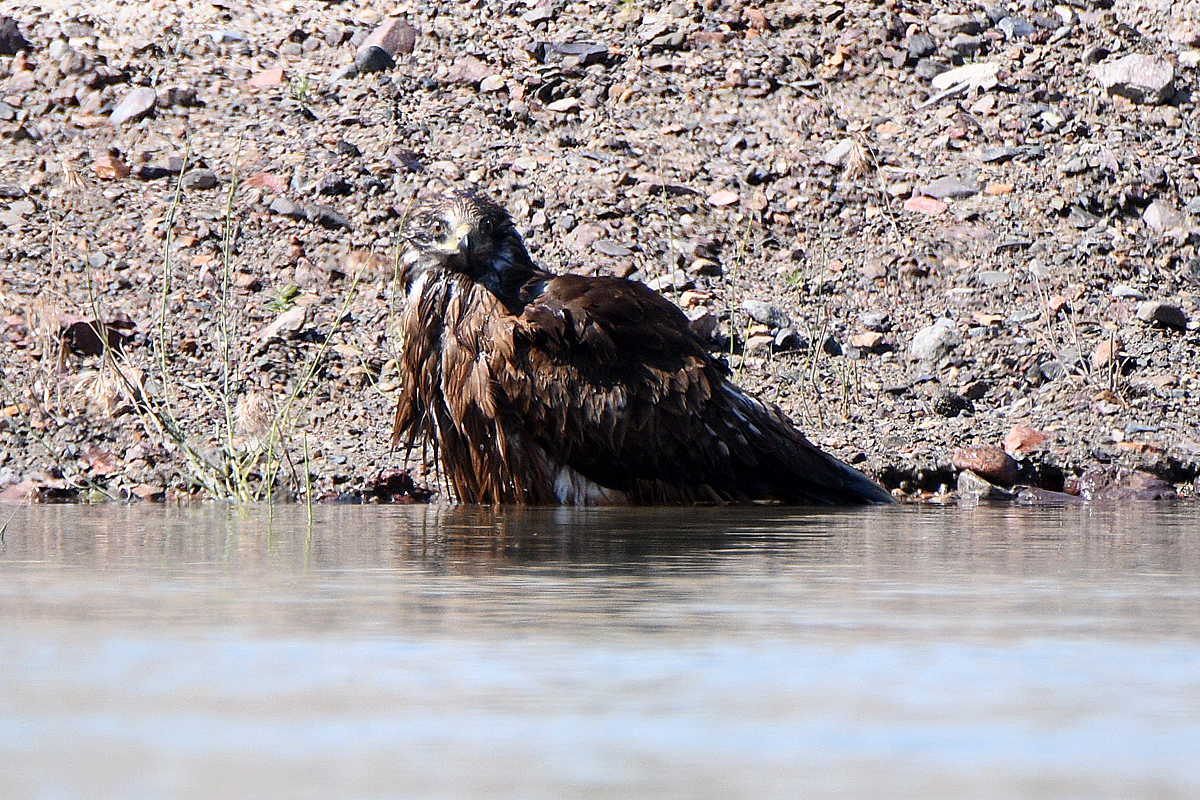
(1, 503, 1198, 799)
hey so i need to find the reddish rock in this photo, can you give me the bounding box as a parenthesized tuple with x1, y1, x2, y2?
(359, 16, 416, 58)
(93, 151, 130, 180)
(707, 190, 739, 207)
(249, 68, 284, 88)
(1003, 425, 1049, 457)
(903, 195, 947, 215)
(952, 445, 1017, 486)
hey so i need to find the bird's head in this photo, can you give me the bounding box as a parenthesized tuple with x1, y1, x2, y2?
(403, 190, 536, 300)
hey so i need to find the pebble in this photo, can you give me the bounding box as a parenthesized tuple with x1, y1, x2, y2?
(908, 319, 960, 363)
(930, 61, 1000, 92)
(953, 446, 1017, 486)
(258, 306, 308, 341)
(859, 311, 891, 332)
(269, 197, 306, 220)
(741, 299, 790, 330)
(479, 74, 506, 93)
(1142, 200, 1187, 234)
(707, 190, 739, 207)
(0, 15, 29, 55)
(109, 87, 157, 125)
(592, 240, 632, 257)
(354, 46, 394, 74)
(447, 55, 491, 84)
(848, 331, 886, 352)
(308, 204, 352, 231)
(903, 196, 947, 215)
(1094, 55, 1175, 105)
(359, 16, 416, 58)
(957, 469, 1015, 503)
(1003, 425, 1049, 457)
(932, 390, 973, 417)
(918, 177, 978, 200)
(181, 169, 218, 190)
(1135, 300, 1189, 330)
(997, 17, 1036, 39)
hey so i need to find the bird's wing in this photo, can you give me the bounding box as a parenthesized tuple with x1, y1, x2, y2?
(493, 274, 890, 504)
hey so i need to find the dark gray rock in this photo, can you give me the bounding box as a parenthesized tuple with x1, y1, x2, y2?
(180, 169, 218, 190)
(0, 15, 29, 55)
(1136, 300, 1189, 330)
(741, 299, 791, 330)
(354, 45, 394, 74)
(269, 197, 307, 220)
(308, 204, 352, 231)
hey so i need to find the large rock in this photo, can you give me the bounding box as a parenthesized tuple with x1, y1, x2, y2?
(908, 318, 960, 363)
(1095, 55, 1175, 105)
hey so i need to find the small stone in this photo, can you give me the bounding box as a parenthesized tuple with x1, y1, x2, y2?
(93, 151, 130, 180)
(1002, 425, 1049, 457)
(822, 139, 856, 166)
(546, 97, 581, 112)
(1143, 200, 1188, 234)
(249, 68, 284, 88)
(258, 306, 308, 341)
(359, 16, 416, 58)
(980, 146, 1021, 163)
(918, 176, 978, 200)
(774, 328, 805, 352)
(904, 195, 948, 215)
(592, 240, 632, 257)
(523, 5, 554, 24)
(707, 190, 740, 207)
(354, 45, 394, 74)
(308, 204, 352, 231)
(270, 197, 307, 220)
(953, 445, 1017, 486)
(932, 390, 973, 417)
(447, 55, 491, 84)
(741, 299, 790, 330)
(930, 61, 1000, 92)
(957, 469, 1016, 503)
(316, 173, 352, 196)
(180, 169, 218, 190)
(1095, 54, 1175, 105)
(908, 318, 960, 363)
(1111, 284, 1145, 300)
(1090, 339, 1123, 371)
(849, 331, 886, 352)
(1078, 468, 1176, 501)
(1135, 300, 1188, 330)
(997, 16, 1036, 39)
(109, 87, 157, 125)
(906, 33, 936, 58)
(0, 15, 29, 55)
(479, 74, 506, 93)
(859, 311, 891, 332)
(745, 333, 775, 354)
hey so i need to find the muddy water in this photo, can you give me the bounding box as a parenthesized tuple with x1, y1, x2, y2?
(1, 503, 1198, 799)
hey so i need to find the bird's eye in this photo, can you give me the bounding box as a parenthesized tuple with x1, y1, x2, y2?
(429, 219, 447, 237)
(478, 217, 494, 236)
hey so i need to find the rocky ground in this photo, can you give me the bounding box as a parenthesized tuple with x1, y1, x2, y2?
(0, 0, 1198, 505)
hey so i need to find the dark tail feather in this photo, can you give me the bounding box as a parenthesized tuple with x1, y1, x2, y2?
(726, 390, 894, 505)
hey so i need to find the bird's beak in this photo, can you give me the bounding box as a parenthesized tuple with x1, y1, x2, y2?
(452, 222, 474, 259)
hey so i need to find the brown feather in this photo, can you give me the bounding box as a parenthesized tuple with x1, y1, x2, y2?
(393, 191, 892, 506)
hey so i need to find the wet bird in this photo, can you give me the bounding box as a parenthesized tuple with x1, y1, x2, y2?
(392, 190, 893, 506)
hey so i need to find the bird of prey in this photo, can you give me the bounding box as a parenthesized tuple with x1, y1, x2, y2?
(392, 189, 893, 506)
